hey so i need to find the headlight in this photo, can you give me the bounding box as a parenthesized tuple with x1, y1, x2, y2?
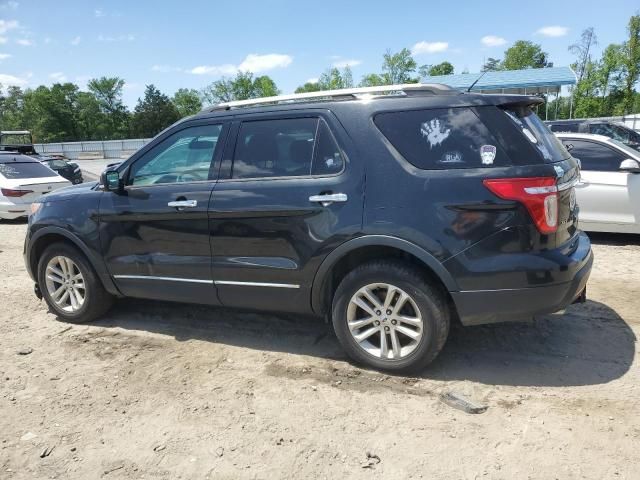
(30, 202, 42, 215)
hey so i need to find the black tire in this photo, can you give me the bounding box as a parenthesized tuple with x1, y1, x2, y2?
(37, 242, 114, 323)
(331, 260, 449, 373)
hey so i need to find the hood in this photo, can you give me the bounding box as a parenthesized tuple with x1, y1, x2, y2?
(42, 180, 99, 202)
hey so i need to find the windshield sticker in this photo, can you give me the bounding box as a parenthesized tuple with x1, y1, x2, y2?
(440, 151, 463, 164)
(420, 119, 451, 149)
(480, 145, 497, 165)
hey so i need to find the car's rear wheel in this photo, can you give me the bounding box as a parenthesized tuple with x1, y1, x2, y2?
(332, 260, 449, 373)
(37, 243, 114, 323)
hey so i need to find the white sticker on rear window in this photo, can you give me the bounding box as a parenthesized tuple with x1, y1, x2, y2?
(420, 119, 450, 149)
(440, 151, 463, 164)
(480, 145, 497, 165)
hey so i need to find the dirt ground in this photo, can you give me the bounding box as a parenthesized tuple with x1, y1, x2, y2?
(1, 220, 639, 480)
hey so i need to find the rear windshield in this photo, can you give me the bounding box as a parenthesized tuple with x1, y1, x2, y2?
(0, 162, 57, 179)
(374, 107, 509, 170)
(503, 107, 570, 163)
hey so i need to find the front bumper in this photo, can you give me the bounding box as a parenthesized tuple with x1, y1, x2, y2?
(451, 233, 593, 326)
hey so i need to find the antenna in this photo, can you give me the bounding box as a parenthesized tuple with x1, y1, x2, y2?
(467, 70, 488, 92)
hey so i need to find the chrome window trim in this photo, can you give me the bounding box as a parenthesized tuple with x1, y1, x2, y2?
(214, 280, 300, 289)
(113, 275, 213, 284)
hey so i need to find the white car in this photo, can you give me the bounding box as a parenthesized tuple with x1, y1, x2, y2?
(0, 153, 71, 220)
(556, 133, 640, 234)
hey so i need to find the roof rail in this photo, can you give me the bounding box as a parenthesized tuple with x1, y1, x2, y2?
(205, 83, 456, 112)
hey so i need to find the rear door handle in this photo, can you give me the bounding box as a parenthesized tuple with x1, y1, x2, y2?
(308, 193, 348, 206)
(168, 200, 198, 209)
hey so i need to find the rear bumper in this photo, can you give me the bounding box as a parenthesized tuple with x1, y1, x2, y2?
(451, 233, 593, 326)
(0, 202, 28, 219)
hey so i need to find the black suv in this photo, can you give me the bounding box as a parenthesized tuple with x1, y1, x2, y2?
(24, 84, 592, 372)
(546, 119, 640, 151)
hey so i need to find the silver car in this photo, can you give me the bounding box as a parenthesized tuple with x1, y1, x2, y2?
(556, 133, 640, 234)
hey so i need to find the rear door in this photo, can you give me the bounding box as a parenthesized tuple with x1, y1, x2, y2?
(561, 138, 637, 229)
(99, 121, 228, 304)
(209, 112, 363, 314)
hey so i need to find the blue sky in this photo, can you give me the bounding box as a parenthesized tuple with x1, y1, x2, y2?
(0, 0, 638, 106)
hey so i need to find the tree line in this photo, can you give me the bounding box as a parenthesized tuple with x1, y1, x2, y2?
(1, 14, 638, 143)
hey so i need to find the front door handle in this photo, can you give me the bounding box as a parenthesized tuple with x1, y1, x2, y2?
(168, 200, 198, 209)
(309, 193, 348, 206)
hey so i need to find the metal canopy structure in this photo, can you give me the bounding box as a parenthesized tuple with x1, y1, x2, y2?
(421, 66, 578, 119)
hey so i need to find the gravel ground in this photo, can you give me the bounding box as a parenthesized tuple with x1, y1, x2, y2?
(1, 220, 639, 479)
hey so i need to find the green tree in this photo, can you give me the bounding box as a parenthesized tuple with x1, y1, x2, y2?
(131, 85, 180, 138)
(597, 43, 626, 115)
(502, 41, 552, 70)
(382, 48, 418, 84)
(621, 14, 640, 113)
(295, 81, 323, 93)
(201, 72, 280, 104)
(569, 27, 598, 83)
(419, 61, 454, 77)
(481, 57, 502, 72)
(172, 88, 203, 117)
(87, 77, 129, 139)
(0, 85, 26, 130)
(295, 66, 353, 92)
(358, 73, 386, 87)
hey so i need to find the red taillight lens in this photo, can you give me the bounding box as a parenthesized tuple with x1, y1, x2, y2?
(1, 188, 34, 198)
(483, 177, 558, 234)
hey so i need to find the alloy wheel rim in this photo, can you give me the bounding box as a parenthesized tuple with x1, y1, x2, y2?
(44, 256, 86, 313)
(346, 283, 424, 360)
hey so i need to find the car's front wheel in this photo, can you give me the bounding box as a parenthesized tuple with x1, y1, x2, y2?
(332, 260, 450, 373)
(37, 243, 114, 323)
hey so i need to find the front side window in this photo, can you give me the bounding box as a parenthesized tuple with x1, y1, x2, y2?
(232, 118, 342, 179)
(563, 140, 625, 171)
(47, 159, 68, 169)
(129, 124, 222, 186)
(374, 107, 508, 170)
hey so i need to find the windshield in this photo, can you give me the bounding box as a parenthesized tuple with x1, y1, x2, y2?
(0, 162, 57, 179)
(0, 134, 32, 145)
(503, 107, 570, 163)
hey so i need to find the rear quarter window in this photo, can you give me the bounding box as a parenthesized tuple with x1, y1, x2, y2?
(374, 107, 509, 170)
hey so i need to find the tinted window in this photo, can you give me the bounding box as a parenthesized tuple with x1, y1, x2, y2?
(46, 159, 68, 169)
(503, 107, 570, 163)
(374, 107, 508, 170)
(562, 139, 625, 171)
(548, 123, 580, 133)
(232, 118, 318, 179)
(0, 162, 57, 179)
(312, 120, 344, 175)
(129, 124, 221, 186)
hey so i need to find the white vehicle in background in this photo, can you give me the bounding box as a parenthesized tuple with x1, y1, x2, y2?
(556, 133, 640, 234)
(0, 153, 71, 220)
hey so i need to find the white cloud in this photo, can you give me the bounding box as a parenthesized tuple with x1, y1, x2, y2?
(44, 36, 51, 44)
(98, 33, 136, 42)
(306, 77, 319, 84)
(0, 37, 6, 44)
(190, 53, 293, 76)
(151, 64, 183, 73)
(481, 35, 507, 47)
(70, 36, 80, 46)
(0, 19, 19, 34)
(95, 8, 105, 17)
(0, 52, 11, 60)
(16, 38, 32, 46)
(49, 72, 67, 82)
(332, 59, 362, 68)
(411, 41, 449, 55)
(536, 26, 569, 37)
(0, 72, 28, 87)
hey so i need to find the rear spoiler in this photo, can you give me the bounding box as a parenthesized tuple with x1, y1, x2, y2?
(484, 94, 545, 108)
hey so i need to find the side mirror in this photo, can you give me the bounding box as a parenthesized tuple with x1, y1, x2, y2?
(101, 169, 123, 192)
(619, 159, 640, 173)
(565, 143, 574, 152)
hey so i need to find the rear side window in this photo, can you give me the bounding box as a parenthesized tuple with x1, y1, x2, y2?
(503, 107, 570, 163)
(374, 107, 508, 170)
(561, 139, 625, 171)
(231, 118, 344, 179)
(0, 162, 56, 179)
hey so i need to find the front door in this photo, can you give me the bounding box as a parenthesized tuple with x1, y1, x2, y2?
(562, 138, 638, 230)
(209, 114, 363, 314)
(100, 122, 227, 304)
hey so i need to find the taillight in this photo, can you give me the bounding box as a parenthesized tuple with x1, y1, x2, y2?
(1, 188, 34, 198)
(483, 177, 558, 234)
